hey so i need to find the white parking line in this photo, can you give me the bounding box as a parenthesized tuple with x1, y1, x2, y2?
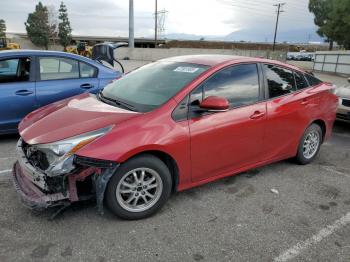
(0, 157, 15, 160)
(334, 132, 350, 139)
(0, 169, 11, 175)
(321, 166, 350, 178)
(274, 212, 350, 262)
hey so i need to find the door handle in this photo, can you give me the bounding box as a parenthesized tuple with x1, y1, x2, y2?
(15, 90, 33, 96)
(80, 83, 94, 89)
(250, 111, 265, 120)
(301, 99, 309, 105)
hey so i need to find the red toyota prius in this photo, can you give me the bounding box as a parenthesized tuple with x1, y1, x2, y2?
(13, 55, 338, 220)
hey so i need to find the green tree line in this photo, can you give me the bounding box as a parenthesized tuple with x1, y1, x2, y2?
(25, 1, 72, 50)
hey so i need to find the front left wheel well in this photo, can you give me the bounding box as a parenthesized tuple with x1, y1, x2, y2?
(122, 150, 179, 193)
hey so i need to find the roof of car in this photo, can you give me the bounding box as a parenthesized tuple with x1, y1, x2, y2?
(160, 54, 305, 72)
(0, 49, 94, 64)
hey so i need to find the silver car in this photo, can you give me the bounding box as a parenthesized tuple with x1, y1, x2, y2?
(335, 78, 350, 122)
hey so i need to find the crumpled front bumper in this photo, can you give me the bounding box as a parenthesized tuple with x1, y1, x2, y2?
(12, 161, 69, 209)
(12, 138, 120, 214)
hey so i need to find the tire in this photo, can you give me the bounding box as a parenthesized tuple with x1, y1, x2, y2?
(105, 154, 172, 220)
(295, 123, 323, 165)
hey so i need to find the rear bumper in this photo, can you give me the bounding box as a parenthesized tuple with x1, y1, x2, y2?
(12, 161, 69, 209)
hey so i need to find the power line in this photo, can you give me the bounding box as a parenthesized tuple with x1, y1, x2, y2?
(220, 1, 310, 20)
(273, 2, 285, 51)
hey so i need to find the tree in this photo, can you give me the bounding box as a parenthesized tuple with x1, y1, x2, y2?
(0, 19, 6, 38)
(309, 0, 350, 50)
(58, 2, 72, 50)
(25, 2, 50, 49)
(309, 0, 335, 50)
(47, 5, 58, 44)
(329, 0, 350, 50)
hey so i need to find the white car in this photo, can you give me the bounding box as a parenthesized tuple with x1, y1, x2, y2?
(335, 78, 350, 122)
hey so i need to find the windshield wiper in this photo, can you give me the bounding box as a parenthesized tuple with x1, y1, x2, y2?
(98, 92, 138, 112)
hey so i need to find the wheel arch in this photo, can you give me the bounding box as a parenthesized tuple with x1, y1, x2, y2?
(311, 119, 326, 142)
(120, 150, 180, 193)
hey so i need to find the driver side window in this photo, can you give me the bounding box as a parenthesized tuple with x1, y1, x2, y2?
(0, 57, 31, 83)
(190, 64, 260, 109)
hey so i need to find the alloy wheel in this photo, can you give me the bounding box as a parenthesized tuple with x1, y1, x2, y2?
(115, 167, 163, 212)
(302, 130, 320, 159)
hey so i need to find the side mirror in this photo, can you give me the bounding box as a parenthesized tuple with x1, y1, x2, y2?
(347, 77, 350, 84)
(199, 96, 229, 112)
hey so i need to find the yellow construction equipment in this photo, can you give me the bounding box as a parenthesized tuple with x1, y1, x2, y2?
(0, 38, 20, 50)
(66, 42, 92, 57)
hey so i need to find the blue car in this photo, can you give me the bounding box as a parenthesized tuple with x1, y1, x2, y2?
(0, 50, 120, 134)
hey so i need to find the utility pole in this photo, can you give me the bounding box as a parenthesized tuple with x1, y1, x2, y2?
(129, 0, 134, 48)
(154, 0, 158, 48)
(272, 3, 285, 51)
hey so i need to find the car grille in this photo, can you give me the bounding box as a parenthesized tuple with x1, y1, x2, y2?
(337, 113, 350, 121)
(342, 99, 350, 107)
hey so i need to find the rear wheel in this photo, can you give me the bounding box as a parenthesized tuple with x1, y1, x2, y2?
(295, 123, 322, 165)
(105, 155, 172, 220)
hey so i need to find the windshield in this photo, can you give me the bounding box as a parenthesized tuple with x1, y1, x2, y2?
(101, 61, 209, 112)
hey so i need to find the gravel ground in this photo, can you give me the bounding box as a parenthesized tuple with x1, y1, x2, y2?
(0, 72, 349, 262)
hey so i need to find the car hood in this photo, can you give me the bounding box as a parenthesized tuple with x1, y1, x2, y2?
(335, 85, 350, 99)
(19, 93, 140, 145)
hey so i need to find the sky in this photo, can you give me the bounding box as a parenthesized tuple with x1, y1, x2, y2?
(0, 0, 320, 43)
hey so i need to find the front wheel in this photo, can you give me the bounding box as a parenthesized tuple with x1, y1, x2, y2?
(105, 155, 172, 220)
(295, 123, 322, 165)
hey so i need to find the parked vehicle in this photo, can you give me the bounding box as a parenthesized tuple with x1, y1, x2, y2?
(334, 78, 350, 122)
(287, 54, 295, 61)
(287, 52, 314, 62)
(0, 50, 120, 134)
(13, 55, 338, 220)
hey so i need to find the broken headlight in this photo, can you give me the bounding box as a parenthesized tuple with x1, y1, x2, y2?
(34, 126, 113, 176)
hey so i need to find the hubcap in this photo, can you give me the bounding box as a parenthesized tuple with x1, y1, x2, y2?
(116, 168, 163, 212)
(303, 130, 320, 159)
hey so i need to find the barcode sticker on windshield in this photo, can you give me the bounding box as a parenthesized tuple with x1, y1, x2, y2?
(174, 67, 199, 73)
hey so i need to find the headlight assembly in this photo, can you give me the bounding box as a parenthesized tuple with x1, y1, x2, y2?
(33, 126, 113, 176)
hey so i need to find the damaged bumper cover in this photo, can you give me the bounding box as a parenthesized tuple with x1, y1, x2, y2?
(12, 161, 68, 209)
(12, 139, 119, 213)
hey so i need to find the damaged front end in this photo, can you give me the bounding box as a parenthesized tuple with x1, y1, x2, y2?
(12, 127, 119, 214)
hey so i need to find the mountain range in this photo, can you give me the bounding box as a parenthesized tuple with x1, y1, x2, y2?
(165, 28, 324, 44)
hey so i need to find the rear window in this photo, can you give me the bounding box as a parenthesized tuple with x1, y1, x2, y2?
(264, 64, 296, 98)
(294, 71, 309, 90)
(305, 74, 322, 86)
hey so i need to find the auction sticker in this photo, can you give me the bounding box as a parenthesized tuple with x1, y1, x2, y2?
(174, 67, 199, 73)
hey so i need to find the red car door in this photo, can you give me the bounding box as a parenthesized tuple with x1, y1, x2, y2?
(262, 64, 317, 161)
(189, 63, 266, 182)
